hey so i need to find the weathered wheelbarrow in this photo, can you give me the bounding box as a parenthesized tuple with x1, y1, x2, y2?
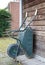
(7, 9, 37, 59)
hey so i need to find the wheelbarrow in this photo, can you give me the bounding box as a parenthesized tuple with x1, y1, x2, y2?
(7, 9, 37, 59)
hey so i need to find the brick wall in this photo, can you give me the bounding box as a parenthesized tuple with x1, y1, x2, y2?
(8, 2, 20, 30)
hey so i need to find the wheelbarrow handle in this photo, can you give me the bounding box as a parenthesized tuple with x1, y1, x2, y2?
(12, 9, 38, 32)
(7, 9, 37, 36)
(25, 9, 38, 29)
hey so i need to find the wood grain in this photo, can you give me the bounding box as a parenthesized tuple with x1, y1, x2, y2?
(23, 0, 45, 10)
(23, 2, 45, 57)
(33, 31, 45, 36)
(30, 26, 45, 31)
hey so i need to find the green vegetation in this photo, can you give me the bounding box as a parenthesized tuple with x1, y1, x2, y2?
(0, 9, 11, 37)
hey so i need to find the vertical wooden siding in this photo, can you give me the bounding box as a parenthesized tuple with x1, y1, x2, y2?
(23, 2, 45, 58)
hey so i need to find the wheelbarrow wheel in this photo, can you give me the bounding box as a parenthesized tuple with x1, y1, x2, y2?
(7, 44, 21, 59)
(7, 44, 19, 59)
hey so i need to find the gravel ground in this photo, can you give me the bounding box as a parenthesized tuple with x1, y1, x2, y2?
(0, 52, 22, 65)
(17, 55, 45, 65)
(0, 52, 45, 65)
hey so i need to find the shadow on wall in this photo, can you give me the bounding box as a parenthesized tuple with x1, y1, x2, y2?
(33, 32, 37, 54)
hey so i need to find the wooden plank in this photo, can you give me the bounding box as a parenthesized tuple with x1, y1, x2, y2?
(30, 26, 45, 31)
(23, 3, 45, 13)
(34, 40, 45, 58)
(33, 31, 45, 36)
(36, 41, 45, 50)
(28, 12, 45, 17)
(30, 21, 45, 26)
(33, 39, 45, 58)
(35, 41, 45, 56)
(34, 37, 45, 55)
(23, 0, 45, 9)
(23, 7, 45, 13)
(35, 49, 45, 58)
(23, 8, 45, 16)
(23, 8, 45, 20)
(25, 15, 45, 23)
(34, 35, 45, 42)
(23, 15, 45, 21)
(23, 0, 35, 5)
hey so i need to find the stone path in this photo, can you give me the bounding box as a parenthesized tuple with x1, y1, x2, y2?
(17, 55, 45, 65)
(0, 52, 45, 65)
(0, 52, 22, 65)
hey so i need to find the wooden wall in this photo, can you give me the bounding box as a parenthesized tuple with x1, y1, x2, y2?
(23, 2, 45, 58)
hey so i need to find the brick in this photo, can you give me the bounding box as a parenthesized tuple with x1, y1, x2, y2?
(8, 2, 19, 30)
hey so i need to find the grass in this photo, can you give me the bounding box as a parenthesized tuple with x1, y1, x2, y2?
(0, 37, 16, 53)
